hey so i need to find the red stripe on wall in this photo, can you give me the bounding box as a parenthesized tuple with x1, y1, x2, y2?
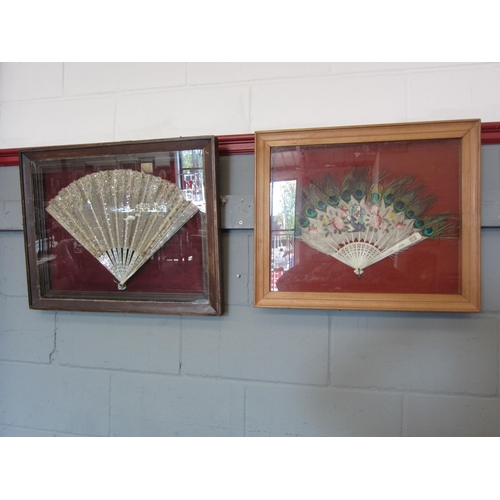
(2, 124, 500, 166)
(0, 148, 21, 167)
(217, 134, 255, 155)
(481, 122, 500, 144)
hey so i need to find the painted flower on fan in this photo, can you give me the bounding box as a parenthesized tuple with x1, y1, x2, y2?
(396, 221, 406, 230)
(369, 213, 382, 228)
(332, 215, 344, 230)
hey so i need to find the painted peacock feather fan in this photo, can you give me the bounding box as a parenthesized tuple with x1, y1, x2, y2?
(295, 168, 458, 278)
(46, 169, 199, 290)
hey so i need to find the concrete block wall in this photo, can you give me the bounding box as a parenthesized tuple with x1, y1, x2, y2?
(1, 62, 500, 436)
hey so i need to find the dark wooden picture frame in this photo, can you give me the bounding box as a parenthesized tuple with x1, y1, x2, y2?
(19, 136, 223, 315)
(254, 120, 481, 312)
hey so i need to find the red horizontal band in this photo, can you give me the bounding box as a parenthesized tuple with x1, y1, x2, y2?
(0, 148, 21, 167)
(481, 121, 500, 144)
(217, 134, 255, 155)
(2, 123, 500, 166)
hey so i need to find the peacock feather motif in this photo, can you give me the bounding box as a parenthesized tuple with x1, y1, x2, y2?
(295, 168, 457, 276)
(46, 169, 199, 290)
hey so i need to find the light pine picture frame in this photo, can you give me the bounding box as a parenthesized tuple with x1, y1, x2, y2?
(254, 120, 481, 312)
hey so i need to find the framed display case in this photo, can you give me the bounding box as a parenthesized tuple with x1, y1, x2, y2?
(19, 136, 222, 315)
(254, 120, 481, 312)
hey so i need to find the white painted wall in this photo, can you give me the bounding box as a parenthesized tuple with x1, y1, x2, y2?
(1, 62, 500, 436)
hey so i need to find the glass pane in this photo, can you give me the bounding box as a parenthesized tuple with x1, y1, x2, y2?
(32, 151, 209, 301)
(270, 139, 461, 295)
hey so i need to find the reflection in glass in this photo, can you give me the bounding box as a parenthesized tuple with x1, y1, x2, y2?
(271, 180, 296, 290)
(178, 149, 205, 211)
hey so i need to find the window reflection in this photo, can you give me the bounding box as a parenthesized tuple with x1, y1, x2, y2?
(177, 150, 205, 212)
(271, 180, 296, 290)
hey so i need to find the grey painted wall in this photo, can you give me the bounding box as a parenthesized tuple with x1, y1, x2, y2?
(2, 150, 500, 436)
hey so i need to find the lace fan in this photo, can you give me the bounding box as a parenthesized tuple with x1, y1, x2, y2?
(46, 169, 199, 289)
(295, 169, 457, 276)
